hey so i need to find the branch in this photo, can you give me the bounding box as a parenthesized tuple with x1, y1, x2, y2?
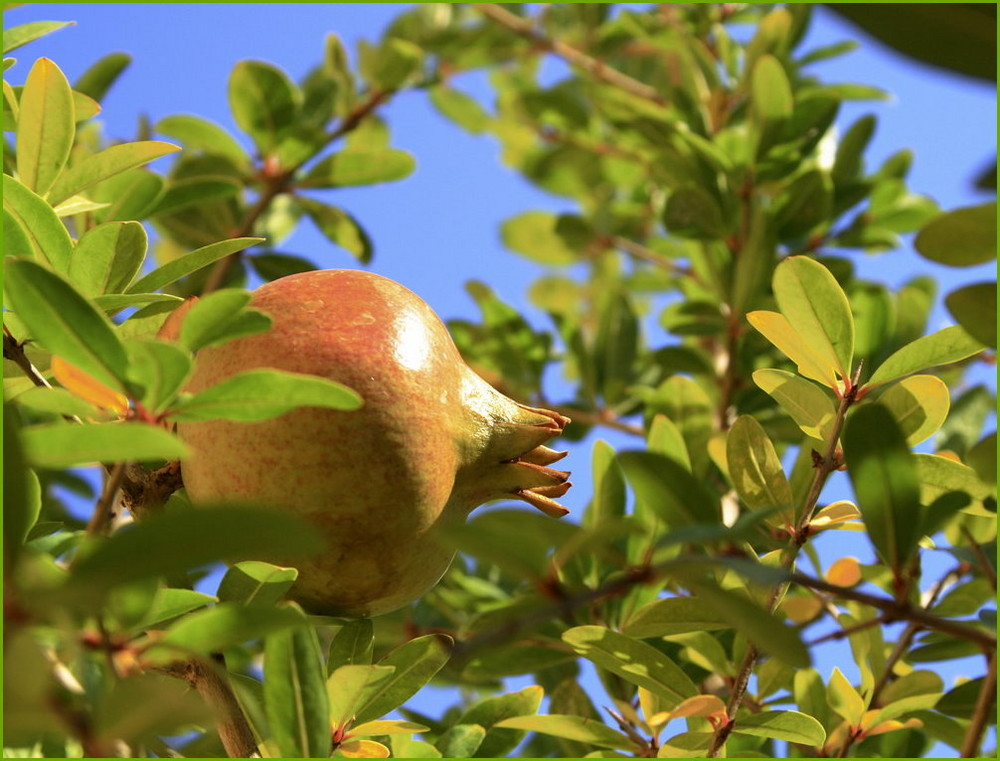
(473, 4, 665, 105)
(201, 88, 392, 295)
(549, 405, 645, 438)
(86, 461, 127, 536)
(157, 656, 260, 759)
(961, 651, 997, 758)
(788, 571, 996, 650)
(4, 327, 54, 390)
(709, 381, 858, 756)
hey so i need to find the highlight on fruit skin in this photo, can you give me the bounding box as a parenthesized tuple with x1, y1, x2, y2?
(177, 269, 571, 617)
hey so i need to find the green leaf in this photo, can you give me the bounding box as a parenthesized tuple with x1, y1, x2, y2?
(773, 256, 855, 381)
(327, 620, 374, 674)
(228, 60, 300, 155)
(353, 634, 452, 725)
(17, 58, 75, 196)
(727, 415, 793, 514)
(3, 21, 74, 54)
(301, 148, 415, 188)
(751, 55, 793, 155)
(167, 368, 361, 422)
(3, 404, 42, 566)
(562, 626, 698, 709)
(587, 439, 627, 528)
(595, 291, 638, 405)
(914, 453, 994, 516)
(47, 141, 181, 206)
(437, 508, 578, 579)
(866, 325, 985, 387)
(752, 369, 837, 442)
(326, 665, 396, 727)
(68, 221, 147, 296)
(500, 211, 588, 266)
(91, 169, 165, 223)
(73, 52, 131, 102)
(876, 375, 950, 446)
(13, 386, 103, 419)
(127, 237, 263, 294)
(663, 186, 726, 239)
(217, 561, 299, 606)
(249, 252, 317, 281)
(457, 685, 544, 758)
(3, 174, 73, 272)
(265, 617, 331, 759)
(747, 311, 840, 388)
(618, 451, 718, 528)
(134, 588, 216, 630)
(435, 724, 486, 758)
(152, 176, 242, 216)
(832, 114, 876, 181)
(69, 507, 325, 600)
(428, 85, 490, 133)
(5, 258, 128, 391)
(915, 203, 996, 267)
(150, 603, 307, 659)
(155, 113, 249, 166)
(94, 673, 214, 745)
(364, 37, 423, 90)
(178, 289, 272, 352)
(622, 596, 729, 638)
(496, 715, 633, 750)
(774, 170, 833, 239)
(946, 282, 996, 348)
(125, 339, 193, 414)
(646, 414, 692, 471)
(686, 581, 810, 667)
(21, 421, 188, 468)
(299, 198, 373, 263)
(843, 403, 922, 570)
(733, 710, 825, 746)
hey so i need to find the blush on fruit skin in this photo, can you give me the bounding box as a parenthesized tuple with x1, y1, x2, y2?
(178, 270, 570, 617)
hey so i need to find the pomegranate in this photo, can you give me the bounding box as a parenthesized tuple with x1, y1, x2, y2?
(178, 270, 571, 617)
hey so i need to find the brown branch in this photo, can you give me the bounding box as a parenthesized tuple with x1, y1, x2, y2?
(86, 461, 127, 536)
(201, 88, 392, 295)
(709, 381, 858, 756)
(473, 4, 665, 105)
(870, 566, 963, 706)
(550, 404, 645, 438)
(157, 656, 260, 759)
(961, 526, 997, 591)
(4, 327, 54, 390)
(788, 571, 996, 650)
(961, 651, 997, 758)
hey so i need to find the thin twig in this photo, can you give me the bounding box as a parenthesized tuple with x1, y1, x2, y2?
(86, 461, 127, 536)
(201, 89, 392, 295)
(788, 571, 996, 650)
(550, 405, 645, 438)
(473, 3, 666, 105)
(4, 327, 54, 389)
(960, 651, 997, 758)
(961, 526, 997, 591)
(708, 381, 858, 757)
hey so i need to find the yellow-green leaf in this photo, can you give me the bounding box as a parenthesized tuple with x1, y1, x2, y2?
(866, 325, 984, 387)
(753, 368, 838, 441)
(772, 256, 855, 380)
(726, 415, 793, 516)
(47, 141, 181, 206)
(17, 57, 75, 196)
(876, 375, 950, 446)
(747, 311, 838, 388)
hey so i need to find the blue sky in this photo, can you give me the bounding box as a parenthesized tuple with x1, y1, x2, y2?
(8, 4, 997, 756)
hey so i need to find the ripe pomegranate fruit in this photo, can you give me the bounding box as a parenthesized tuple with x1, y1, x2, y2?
(178, 270, 571, 617)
